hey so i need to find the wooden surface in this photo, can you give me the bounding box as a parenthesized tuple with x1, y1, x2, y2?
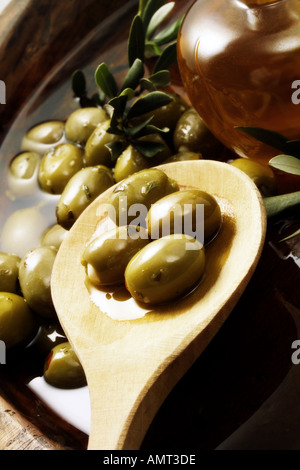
(0, 0, 131, 138)
(51, 160, 266, 450)
(0, 395, 64, 450)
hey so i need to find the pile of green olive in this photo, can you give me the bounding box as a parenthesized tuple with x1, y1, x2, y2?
(81, 168, 222, 305)
(0, 90, 277, 389)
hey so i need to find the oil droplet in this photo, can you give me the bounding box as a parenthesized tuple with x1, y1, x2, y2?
(87, 280, 150, 321)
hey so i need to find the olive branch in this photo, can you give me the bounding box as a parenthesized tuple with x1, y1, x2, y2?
(237, 126, 300, 241)
(71, 0, 183, 161)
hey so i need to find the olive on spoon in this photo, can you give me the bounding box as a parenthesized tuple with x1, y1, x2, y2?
(51, 160, 266, 450)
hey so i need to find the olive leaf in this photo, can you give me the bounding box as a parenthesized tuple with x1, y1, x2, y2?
(146, 2, 175, 39)
(105, 94, 128, 124)
(263, 191, 300, 218)
(104, 89, 171, 160)
(105, 141, 128, 161)
(280, 228, 300, 242)
(269, 155, 300, 176)
(131, 139, 165, 158)
(125, 119, 169, 139)
(126, 90, 173, 119)
(138, 0, 149, 16)
(153, 15, 183, 46)
(119, 88, 135, 101)
(236, 126, 300, 158)
(144, 42, 163, 59)
(141, 0, 165, 32)
(72, 70, 106, 107)
(104, 94, 129, 137)
(153, 41, 177, 72)
(128, 15, 145, 67)
(139, 77, 157, 92)
(140, 70, 171, 91)
(121, 58, 145, 92)
(95, 63, 118, 99)
(124, 116, 155, 138)
(72, 69, 86, 98)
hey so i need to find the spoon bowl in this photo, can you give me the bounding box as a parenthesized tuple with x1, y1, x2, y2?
(51, 160, 266, 450)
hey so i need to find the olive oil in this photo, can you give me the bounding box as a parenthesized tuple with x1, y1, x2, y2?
(177, 0, 300, 164)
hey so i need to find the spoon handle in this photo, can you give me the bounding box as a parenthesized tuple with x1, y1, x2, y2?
(51, 160, 267, 450)
(85, 329, 211, 450)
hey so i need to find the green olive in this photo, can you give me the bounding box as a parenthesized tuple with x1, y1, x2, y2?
(0, 292, 38, 349)
(44, 341, 87, 389)
(32, 320, 67, 356)
(147, 189, 222, 243)
(164, 151, 202, 163)
(84, 119, 120, 167)
(21, 121, 65, 154)
(40, 224, 68, 249)
(124, 234, 205, 304)
(38, 143, 84, 194)
(65, 107, 108, 144)
(173, 108, 223, 157)
(81, 225, 150, 286)
(56, 165, 115, 229)
(0, 252, 21, 294)
(19, 246, 57, 319)
(229, 158, 277, 197)
(114, 145, 149, 183)
(9, 152, 40, 179)
(107, 168, 179, 226)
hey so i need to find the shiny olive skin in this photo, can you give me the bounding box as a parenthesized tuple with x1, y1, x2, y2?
(125, 234, 205, 304)
(40, 224, 68, 249)
(0, 292, 38, 349)
(110, 133, 172, 179)
(44, 341, 87, 389)
(108, 168, 179, 226)
(114, 145, 149, 183)
(81, 225, 149, 286)
(65, 107, 108, 144)
(229, 158, 277, 197)
(164, 151, 202, 163)
(0, 252, 21, 294)
(38, 143, 84, 194)
(56, 165, 115, 229)
(173, 108, 223, 157)
(9, 152, 40, 179)
(84, 119, 120, 167)
(21, 121, 65, 150)
(147, 189, 222, 243)
(19, 246, 57, 319)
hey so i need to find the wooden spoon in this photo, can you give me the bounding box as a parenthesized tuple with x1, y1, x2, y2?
(51, 160, 267, 450)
